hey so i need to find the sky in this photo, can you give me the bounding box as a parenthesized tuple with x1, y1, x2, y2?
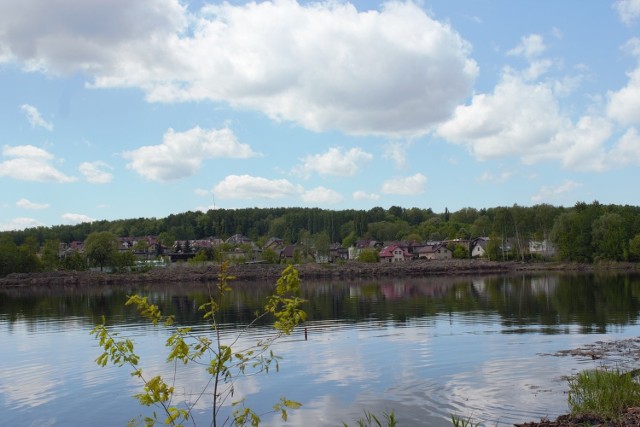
(1, 0, 640, 231)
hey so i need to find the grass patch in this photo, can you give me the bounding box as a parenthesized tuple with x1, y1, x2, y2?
(451, 414, 482, 427)
(567, 367, 640, 419)
(344, 410, 397, 427)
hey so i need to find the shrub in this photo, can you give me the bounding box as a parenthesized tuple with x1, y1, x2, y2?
(358, 249, 380, 263)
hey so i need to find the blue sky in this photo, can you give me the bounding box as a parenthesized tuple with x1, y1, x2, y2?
(1, 0, 640, 231)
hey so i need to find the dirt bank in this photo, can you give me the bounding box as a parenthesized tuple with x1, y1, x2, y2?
(1, 259, 637, 288)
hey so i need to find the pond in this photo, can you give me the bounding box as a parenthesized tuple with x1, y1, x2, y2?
(2, 271, 640, 426)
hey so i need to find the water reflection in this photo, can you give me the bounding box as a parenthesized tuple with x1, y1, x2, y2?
(5, 272, 638, 331)
(2, 272, 640, 427)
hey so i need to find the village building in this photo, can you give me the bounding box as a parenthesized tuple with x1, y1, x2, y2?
(378, 244, 412, 263)
(415, 244, 452, 260)
(471, 237, 490, 258)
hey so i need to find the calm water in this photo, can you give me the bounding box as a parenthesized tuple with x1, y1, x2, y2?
(2, 272, 640, 426)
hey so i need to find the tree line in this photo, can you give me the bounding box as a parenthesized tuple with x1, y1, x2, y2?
(2, 201, 640, 276)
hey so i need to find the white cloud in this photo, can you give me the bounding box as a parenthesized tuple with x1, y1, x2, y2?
(531, 180, 582, 203)
(353, 190, 381, 201)
(3, 144, 53, 159)
(20, 104, 53, 131)
(213, 175, 302, 200)
(16, 198, 49, 210)
(505, 35, 553, 82)
(301, 186, 344, 205)
(623, 37, 640, 57)
(607, 127, 640, 167)
(123, 127, 257, 182)
(507, 34, 546, 59)
(194, 188, 211, 197)
(548, 116, 613, 172)
(476, 171, 514, 184)
(0, 217, 44, 231)
(607, 66, 640, 125)
(0, 0, 187, 73)
(295, 147, 372, 178)
(522, 59, 553, 81)
(437, 52, 638, 173)
(437, 73, 568, 162)
(614, 0, 640, 25)
(382, 141, 414, 168)
(79, 161, 113, 184)
(62, 213, 95, 224)
(381, 173, 427, 195)
(1, 1, 477, 137)
(0, 145, 77, 183)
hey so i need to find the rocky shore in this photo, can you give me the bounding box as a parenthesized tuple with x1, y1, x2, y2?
(0, 259, 637, 288)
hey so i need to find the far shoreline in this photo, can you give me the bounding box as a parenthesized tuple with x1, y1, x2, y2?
(1, 259, 638, 288)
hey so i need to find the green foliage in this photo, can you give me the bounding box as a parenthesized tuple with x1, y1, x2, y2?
(261, 248, 280, 264)
(91, 262, 307, 426)
(485, 235, 502, 261)
(452, 245, 468, 259)
(550, 202, 603, 262)
(629, 234, 640, 262)
(292, 248, 303, 264)
(592, 213, 626, 261)
(187, 250, 208, 266)
(367, 220, 410, 241)
(313, 231, 330, 258)
(41, 239, 61, 270)
(265, 265, 307, 334)
(60, 251, 88, 271)
(6, 202, 640, 267)
(357, 248, 380, 263)
(567, 368, 640, 420)
(0, 235, 42, 277)
(342, 231, 358, 248)
(85, 231, 120, 271)
(158, 232, 175, 248)
(112, 250, 137, 272)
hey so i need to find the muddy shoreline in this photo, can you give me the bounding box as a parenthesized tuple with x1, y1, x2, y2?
(1, 259, 637, 288)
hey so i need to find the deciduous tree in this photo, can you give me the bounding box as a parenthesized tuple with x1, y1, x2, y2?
(84, 231, 119, 272)
(91, 263, 307, 427)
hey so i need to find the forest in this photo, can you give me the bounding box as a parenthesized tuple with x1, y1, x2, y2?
(2, 201, 640, 277)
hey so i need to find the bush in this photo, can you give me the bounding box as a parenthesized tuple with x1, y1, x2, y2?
(358, 249, 380, 263)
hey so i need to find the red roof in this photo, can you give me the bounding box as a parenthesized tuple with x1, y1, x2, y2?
(379, 244, 411, 258)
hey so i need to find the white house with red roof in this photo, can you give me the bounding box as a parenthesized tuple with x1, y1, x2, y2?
(378, 244, 412, 263)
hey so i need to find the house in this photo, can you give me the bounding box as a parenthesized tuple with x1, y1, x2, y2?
(264, 237, 285, 250)
(529, 240, 556, 257)
(378, 245, 412, 263)
(471, 237, 489, 258)
(329, 243, 349, 263)
(416, 244, 452, 260)
(348, 239, 382, 260)
(280, 244, 299, 263)
(225, 234, 252, 246)
(191, 237, 223, 250)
